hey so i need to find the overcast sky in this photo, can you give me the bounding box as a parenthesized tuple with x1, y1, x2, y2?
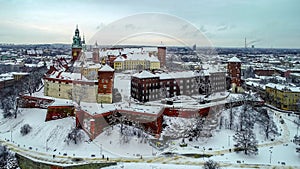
(0, 0, 299, 48)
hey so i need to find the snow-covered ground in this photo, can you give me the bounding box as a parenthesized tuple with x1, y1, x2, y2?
(0, 105, 299, 168)
(0, 73, 299, 168)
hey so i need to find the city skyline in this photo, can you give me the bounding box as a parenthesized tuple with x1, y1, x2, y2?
(0, 0, 299, 48)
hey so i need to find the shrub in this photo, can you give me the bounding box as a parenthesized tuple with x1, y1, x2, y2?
(20, 124, 32, 136)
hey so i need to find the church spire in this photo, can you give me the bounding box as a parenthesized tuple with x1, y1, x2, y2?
(82, 33, 85, 44)
(75, 24, 80, 37)
(72, 25, 82, 48)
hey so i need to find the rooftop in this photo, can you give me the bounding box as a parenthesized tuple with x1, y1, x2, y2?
(133, 70, 158, 79)
(99, 64, 114, 72)
(265, 83, 300, 92)
(228, 56, 241, 63)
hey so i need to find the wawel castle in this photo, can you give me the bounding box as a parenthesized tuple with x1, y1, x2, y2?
(43, 26, 164, 104)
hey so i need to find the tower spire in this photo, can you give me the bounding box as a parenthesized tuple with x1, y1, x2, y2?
(82, 33, 85, 44)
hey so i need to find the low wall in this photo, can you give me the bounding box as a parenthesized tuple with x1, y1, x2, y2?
(16, 153, 116, 169)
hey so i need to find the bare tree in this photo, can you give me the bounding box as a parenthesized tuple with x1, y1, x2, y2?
(20, 124, 32, 136)
(68, 85, 89, 106)
(256, 109, 278, 140)
(189, 115, 205, 139)
(294, 135, 300, 154)
(203, 160, 221, 169)
(233, 128, 258, 155)
(228, 97, 236, 130)
(0, 145, 19, 169)
(65, 128, 84, 145)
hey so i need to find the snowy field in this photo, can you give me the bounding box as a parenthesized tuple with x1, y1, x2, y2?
(0, 105, 299, 168)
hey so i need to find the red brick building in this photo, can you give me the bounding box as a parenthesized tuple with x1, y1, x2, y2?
(97, 64, 115, 103)
(254, 68, 276, 76)
(227, 56, 242, 92)
(92, 41, 100, 63)
(157, 46, 166, 68)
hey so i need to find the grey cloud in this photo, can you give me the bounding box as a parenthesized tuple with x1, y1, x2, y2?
(199, 25, 207, 33)
(217, 24, 228, 31)
(125, 23, 136, 30)
(180, 24, 189, 31)
(96, 22, 105, 30)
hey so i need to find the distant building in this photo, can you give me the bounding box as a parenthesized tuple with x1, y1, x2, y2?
(131, 71, 161, 102)
(227, 56, 242, 93)
(97, 65, 115, 103)
(254, 68, 276, 76)
(157, 46, 166, 68)
(71, 25, 83, 62)
(0, 72, 29, 89)
(131, 67, 226, 103)
(265, 83, 300, 111)
(114, 52, 160, 71)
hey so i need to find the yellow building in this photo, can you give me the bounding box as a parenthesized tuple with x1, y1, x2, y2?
(44, 71, 99, 103)
(81, 64, 101, 80)
(113, 53, 160, 71)
(113, 57, 125, 71)
(12, 72, 29, 80)
(265, 83, 300, 111)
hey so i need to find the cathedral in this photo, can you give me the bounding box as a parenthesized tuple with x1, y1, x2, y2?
(44, 26, 115, 104)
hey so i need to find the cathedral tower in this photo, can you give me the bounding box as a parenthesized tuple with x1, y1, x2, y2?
(71, 25, 82, 61)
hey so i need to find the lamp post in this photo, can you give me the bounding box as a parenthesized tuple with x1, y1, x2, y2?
(152, 146, 153, 156)
(203, 147, 205, 160)
(269, 150, 272, 164)
(10, 126, 12, 142)
(100, 144, 102, 156)
(46, 137, 50, 152)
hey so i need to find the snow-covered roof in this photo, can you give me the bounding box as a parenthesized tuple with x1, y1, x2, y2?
(80, 102, 116, 115)
(291, 73, 300, 77)
(12, 72, 29, 76)
(114, 56, 125, 62)
(87, 63, 102, 69)
(228, 56, 241, 63)
(99, 64, 114, 72)
(126, 53, 160, 62)
(50, 100, 73, 106)
(157, 72, 174, 80)
(81, 51, 93, 59)
(133, 71, 158, 79)
(168, 71, 195, 79)
(245, 81, 265, 90)
(265, 83, 300, 92)
(49, 71, 88, 81)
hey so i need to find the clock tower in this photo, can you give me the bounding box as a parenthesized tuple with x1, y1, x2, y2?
(71, 25, 82, 61)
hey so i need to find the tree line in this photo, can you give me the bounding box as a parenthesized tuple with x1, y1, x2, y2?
(0, 67, 47, 118)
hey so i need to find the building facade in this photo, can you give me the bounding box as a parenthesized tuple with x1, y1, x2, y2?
(114, 53, 160, 71)
(97, 65, 115, 103)
(157, 46, 166, 68)
(265, 83, 300, 111)
(227, 56, 242, 93)
(131, 69, 226, 103)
